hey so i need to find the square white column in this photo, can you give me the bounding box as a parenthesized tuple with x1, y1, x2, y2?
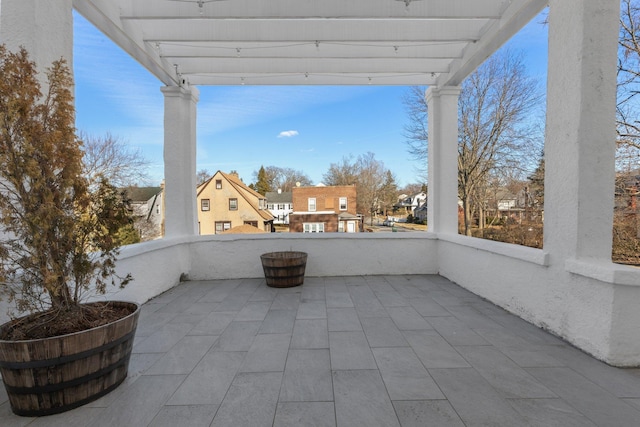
(426, 86, 461, 235)
(161, 86, 199, 238)
(544, 0, 619, 262)
(0, 0, 73, 87)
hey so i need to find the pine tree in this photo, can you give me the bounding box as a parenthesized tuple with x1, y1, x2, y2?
(255, 166, 271, 195)
(528, 150, 545, 209)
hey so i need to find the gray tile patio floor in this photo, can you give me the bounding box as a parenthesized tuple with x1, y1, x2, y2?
(2, 275, 640, 426)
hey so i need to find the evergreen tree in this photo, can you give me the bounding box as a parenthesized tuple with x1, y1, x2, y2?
(255, 166, 271, 195)
(527, 150, 545, 209)
(380, 170, 399, 216)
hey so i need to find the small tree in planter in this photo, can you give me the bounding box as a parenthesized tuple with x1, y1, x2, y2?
(0, 46, 139, 416)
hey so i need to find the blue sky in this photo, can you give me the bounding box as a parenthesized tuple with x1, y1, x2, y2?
(73, 11, 548, 189)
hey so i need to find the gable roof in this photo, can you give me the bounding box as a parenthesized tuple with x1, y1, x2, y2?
(197, 171, 274, 222)
(266, 191, 293, 203)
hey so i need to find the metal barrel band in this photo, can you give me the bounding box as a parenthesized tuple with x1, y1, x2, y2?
(9, 375, 128, 417)
(265, 272, 305, 279)
(0, 329, 135, 370)
(3, 354, 131, 394)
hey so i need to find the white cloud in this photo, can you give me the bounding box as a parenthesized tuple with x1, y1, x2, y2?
(278, 130, 299, 138)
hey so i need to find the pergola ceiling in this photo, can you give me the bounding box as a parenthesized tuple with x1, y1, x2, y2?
(73, 0, 547, 86)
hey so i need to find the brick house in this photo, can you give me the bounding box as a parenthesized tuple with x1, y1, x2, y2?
(197, 171, 274, 234)
(289, 184, 361, 233)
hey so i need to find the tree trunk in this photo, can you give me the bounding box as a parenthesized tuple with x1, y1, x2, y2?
(463, 195, 473, 236)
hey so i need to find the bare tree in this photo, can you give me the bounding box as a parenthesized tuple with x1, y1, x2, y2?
(252, 166, 312, 192)
(323, 155, 359, 186)
(618, 0, 640, 171)
(323, 152, 391, 222)
(458, 50, 542, 235)
(404, 48, 542, 236)
(400, 183, 427, 197)
(273, 167, 313, 191)
(197, 169, 211, 186)
(80, 131, 150, 188)
(402, 86, 429, 181)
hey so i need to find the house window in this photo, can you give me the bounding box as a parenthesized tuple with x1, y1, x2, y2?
(339, 197, 347, 210)
(216, 180, 222, 189)
(215, 221, 231, 234)
(268, 203, 274, 210)
(229, 198, 238, 210)
(244, 221, 258, 227)
(338, 221, 344, 232)
(201, 199, 210, 211)
(308, 198, 316, 212)
(259, 199, 266, 209)
(303, 223, 324, 233)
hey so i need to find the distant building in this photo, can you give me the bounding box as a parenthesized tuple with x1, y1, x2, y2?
(197, 171, 274, 234)
(289, 184, 361, 233)
(124, 186, 164, 240)
(394, 191, 427, 216)
(266, 190, 293, 225)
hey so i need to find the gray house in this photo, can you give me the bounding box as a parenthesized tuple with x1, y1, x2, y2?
(266, 190, 293, 225)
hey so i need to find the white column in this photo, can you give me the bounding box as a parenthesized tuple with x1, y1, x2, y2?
(426, 86, 460, 234)
(0, 0, 73, 86)
(161, 86, 199, 238)
(544, 0, 619, 262)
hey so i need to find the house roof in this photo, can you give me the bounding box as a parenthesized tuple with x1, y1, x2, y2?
(75, 1, 547, 87)
(198, 171, 274, 222)
(266, 191, 293, 203)
(124, 186, 162, 202)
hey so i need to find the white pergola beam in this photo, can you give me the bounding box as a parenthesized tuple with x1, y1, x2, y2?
(73, 0, 543, 88)
(139, 20, 487, 43)
(173, 58, 452, 74)
(187, 73, 436, 86)
(157, 42, 467, 60)
(439, 0, 548, 86)
(73, 0, 180, 86)
(125, 0, 508, 19)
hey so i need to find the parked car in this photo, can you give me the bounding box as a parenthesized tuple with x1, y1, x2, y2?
(382, 219, 395, 226)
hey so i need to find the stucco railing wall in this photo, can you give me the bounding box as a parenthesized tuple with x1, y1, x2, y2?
(437, 234, 640, 367)
(107, 233, 439, 303)
(106, 237, 193, 305)
(188, 233, 439, 280)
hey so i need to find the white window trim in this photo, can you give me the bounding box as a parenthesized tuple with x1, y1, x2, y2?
(201, 199, 210, 211)
(215, 221, 232, 234)
(308, 197, 316, 212)
(339, 197, 348, 211)
(303, 222, 324, 233)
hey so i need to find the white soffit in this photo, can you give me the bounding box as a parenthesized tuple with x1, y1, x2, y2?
(73, 0, 548, 86)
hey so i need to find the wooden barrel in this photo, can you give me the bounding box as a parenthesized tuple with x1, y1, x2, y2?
(260, 251, 308, 288)
(0, 301, 140, 417)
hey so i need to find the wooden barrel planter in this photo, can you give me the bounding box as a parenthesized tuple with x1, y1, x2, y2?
(260, 251, 308, 288)
(0, 301, 140, 417)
